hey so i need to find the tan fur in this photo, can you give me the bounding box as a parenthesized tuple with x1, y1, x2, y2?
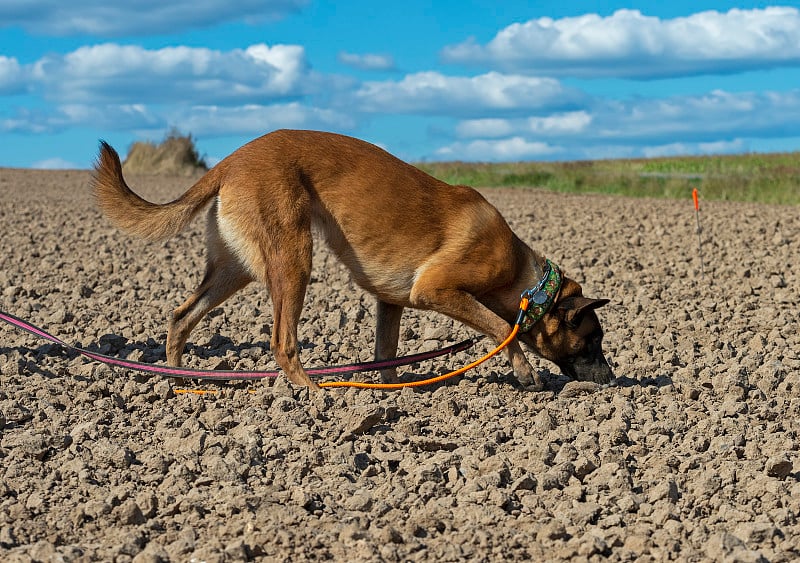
(93, 130, 613, 390)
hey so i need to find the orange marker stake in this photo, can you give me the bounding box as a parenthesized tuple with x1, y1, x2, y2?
(692, 188, 705, 278)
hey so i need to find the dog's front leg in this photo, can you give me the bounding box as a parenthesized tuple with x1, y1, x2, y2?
(410, 282, 543, 390)
(265, 239, 319, 390)
(375, 300, 404, 383)
(270, 294, 319, 390)
(503, 339, 542, 390)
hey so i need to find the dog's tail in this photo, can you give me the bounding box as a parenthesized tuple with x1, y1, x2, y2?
(92, 141, 221, 242)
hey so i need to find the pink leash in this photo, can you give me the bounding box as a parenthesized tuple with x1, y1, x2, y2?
(0, 310, 478, 381)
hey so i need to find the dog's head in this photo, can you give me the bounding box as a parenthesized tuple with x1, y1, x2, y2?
(517, 277, 613, 384)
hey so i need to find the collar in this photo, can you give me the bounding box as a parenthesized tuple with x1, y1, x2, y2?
(516, 259, 562, 333)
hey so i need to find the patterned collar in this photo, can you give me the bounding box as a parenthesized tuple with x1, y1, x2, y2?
(518, 259, 562, 333)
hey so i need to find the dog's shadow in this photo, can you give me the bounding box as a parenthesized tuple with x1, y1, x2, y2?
(183, 335, 275, 363)
(609, 374, 673, 389)
(1, 332, 275, 379)
(545, 372, 674, 396)
(3, 334, 675, 396)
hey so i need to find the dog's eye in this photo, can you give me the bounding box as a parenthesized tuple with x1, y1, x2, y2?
(564, 310, 584, 329)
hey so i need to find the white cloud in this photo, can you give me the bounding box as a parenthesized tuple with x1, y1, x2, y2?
(434, 136, 749, 163)
(31, 157, 82, 169)
(442, 7, 800, 78)
(435, 88, 800, 161)
(0, 0, 307, 37)
(0, 101, 354, 138)
(338, 52, 396, 71)
(642, 139, 746, 158)
(435, 137, 560, 161)
(170, 103, 356, 137)
(594, 89, 800, 142)
(0, 56, 24, 94)
(454, 118, 514, 139)
(353, 71, 584, 116)
(29, 43, 313, 104)
(456, 112, 592, 138)
(0, 41, 355, 138)
(572, 140, 746, 160)
(450, 90, 800, 145)
(0, 103, 162, 134)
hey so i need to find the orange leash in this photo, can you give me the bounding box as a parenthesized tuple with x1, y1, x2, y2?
(318, 296, 528, 389)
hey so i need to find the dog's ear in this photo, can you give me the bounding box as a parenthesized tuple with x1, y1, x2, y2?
(558, 297, 610, 327)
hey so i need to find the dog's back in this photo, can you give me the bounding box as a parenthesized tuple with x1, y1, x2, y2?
(212, 130, 519, 303)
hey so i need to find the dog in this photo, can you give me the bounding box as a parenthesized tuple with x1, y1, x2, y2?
(92, 129, 613, 390)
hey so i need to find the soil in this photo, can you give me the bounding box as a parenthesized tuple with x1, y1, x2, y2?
(0, 168, 798, 562)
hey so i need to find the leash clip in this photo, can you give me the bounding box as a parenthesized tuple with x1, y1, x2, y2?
(520, 260, 553, 302)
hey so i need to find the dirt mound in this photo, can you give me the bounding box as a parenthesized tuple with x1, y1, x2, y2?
(122, 131, 207, 176)
(0, 168, 798, 561)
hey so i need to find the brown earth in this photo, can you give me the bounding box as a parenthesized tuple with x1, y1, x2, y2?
(0, 167, 798, 562)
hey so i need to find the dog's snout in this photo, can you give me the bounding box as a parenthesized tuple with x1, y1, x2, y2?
(589, 354, 614, 384)
(559, 352, 614, 384)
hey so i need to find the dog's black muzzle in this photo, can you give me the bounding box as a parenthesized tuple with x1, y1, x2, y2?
(557, 351, 613, 384)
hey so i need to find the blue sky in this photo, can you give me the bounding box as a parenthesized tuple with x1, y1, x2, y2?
(2, 0, 800, 168)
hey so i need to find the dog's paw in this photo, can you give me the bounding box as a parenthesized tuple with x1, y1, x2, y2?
(379, 368, 400, 384)
(514, 370, 544, 391)
(513, 370, 533, 386)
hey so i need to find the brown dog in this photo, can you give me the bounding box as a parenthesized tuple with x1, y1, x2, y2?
(92, 129, 613, 390)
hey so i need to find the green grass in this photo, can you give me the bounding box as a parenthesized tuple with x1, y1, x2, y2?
(416, 152, 800, 205)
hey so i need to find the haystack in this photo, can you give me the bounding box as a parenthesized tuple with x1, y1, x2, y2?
(122, 131, 208, 176)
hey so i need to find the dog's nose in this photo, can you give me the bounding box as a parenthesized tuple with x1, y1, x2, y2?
(560, 353, 613, 384)
(592, 354, 614, 384)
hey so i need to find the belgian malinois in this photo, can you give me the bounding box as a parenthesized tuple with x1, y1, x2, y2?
(93, 129, 613, 390)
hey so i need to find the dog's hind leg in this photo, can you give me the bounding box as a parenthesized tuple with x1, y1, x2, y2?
(166, 249, 251, 367)
(375, 300, 404, 383)
(166, 203, 253, 366)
